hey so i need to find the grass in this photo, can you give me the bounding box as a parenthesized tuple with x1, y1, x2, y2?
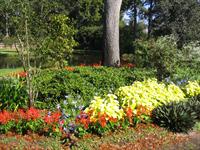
(0, 68, 23, 77)
(0, 48, 16, 52)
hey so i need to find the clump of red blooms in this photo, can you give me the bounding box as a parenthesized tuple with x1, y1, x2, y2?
(121, 63, 136, 68)
(10, 71, 28, 78)
(79, 61, 135, 68)
(0, 108, 62, 125)
(65, 61, 135, 71)
(44, 112, 61, 124)
(75, 111, 91, 129)
(75, 111, 119, 129)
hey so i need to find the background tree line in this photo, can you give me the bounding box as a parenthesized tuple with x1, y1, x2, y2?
(0, 0, 200, 64)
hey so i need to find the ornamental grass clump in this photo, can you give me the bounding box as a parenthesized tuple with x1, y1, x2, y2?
(115, 78, 185, 111)
(152, 101, 197, 133)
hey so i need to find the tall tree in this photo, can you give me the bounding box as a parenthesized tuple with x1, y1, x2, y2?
(0, 0, 12, 37)
(104, 0, 122, 67)
(152, 0, 200, 47)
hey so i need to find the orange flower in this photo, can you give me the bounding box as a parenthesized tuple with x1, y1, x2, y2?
(125, 107, 133, 123)
(65, 66, 75, 71)
(18, 71, 27, 78)
(126, 107, 133, 118)
(108, 116, 117, 123)
(75, 112, 90, 129)
(98, 113, 107, 127)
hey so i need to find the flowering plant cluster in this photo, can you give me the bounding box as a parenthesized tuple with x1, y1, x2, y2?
(0, 108, 70, 137)
(78, 62, 135, 68)
(75, 79, 200, 135)
(75, 94, 152, 135)
(115, 79, 185, 111)
(9, 71, 28, 78)
(84, 94, 124, 122)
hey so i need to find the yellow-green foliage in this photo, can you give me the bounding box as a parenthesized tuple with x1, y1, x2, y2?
(184, 81, 200, 97)
(115, 79, 185, 111)
(84, 94, 124, 122)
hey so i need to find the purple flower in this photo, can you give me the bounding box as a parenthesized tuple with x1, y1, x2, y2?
(48, 111, 51, 116)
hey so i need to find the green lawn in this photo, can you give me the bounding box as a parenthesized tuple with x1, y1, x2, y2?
(0, 48, 18, 56)
(0, 68, 23, 77)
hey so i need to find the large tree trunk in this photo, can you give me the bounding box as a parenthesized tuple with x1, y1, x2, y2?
(104, 0, 122, 67)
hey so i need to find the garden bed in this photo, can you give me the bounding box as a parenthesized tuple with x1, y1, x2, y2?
(0, 123, 199, 150)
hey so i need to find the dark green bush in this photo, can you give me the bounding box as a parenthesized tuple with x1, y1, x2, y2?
(186, 95, 200, 120)
(0, 77, 28, 110)
(33, 67, 137, 107)
(152, 101, 197, 133)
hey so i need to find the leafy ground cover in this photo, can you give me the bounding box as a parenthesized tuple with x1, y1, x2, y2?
(0, 123, 199, 150)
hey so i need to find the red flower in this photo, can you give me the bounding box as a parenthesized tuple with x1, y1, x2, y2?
(18, 109, 27, 120)
(108, 116, 117, 123)
(44, 111, 61, 124)
(121, 63, 136, 68)
(126, 107, 133, 118)
(0, 111, 13, 124)
(26, 107, 40, 121)
(18, 71, 27, 78)
(75, 112, 90, 129)
(79, 63, 86, 67)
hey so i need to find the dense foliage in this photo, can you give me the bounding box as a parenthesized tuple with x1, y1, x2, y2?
(0, 65, 200, 143)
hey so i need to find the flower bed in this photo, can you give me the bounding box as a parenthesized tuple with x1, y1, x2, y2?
(0, 77, 200, 145)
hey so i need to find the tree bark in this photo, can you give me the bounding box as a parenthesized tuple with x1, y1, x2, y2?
(5, 13, 9, 37)
(104, 0, 122, 67)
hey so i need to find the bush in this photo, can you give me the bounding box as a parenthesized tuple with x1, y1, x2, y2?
(134, 35, 179, 81)
(152, 101, 197, 133)
(171, 67, 200, 82)
(180, 41, 200, 69)
(33, 67, 136, 108)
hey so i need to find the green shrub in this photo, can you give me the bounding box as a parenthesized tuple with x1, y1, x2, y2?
(33, 67, 136, 108)
(0, 77, 28, 110)
(180, 41, 200, 69)
(152, 101, 197, 133)
(134, 35, 179, 81)
(171, 67, 200, 82)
